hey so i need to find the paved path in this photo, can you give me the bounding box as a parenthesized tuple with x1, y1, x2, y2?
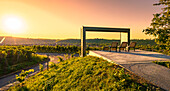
(89, 50, 170, 91)
(0, 53, 79, 91)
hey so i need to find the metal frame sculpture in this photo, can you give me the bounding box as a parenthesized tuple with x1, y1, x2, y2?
(81, 26, 130, 57)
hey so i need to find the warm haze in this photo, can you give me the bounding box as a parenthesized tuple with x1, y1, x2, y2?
(0, 0, 161, 39)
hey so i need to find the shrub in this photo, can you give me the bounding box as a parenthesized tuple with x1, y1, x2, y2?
(57, 56, 63, 62)
(153, 61, 170, 68)
(16, 69, 34, 82)
(39, 64, 44, 72)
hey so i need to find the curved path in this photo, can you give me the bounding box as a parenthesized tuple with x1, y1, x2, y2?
(89, 50, 170, 91)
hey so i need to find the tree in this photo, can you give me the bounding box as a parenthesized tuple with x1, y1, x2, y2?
(143, 0, 170, 54)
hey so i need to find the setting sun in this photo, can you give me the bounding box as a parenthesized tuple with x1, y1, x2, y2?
(2, 16, 26, 34)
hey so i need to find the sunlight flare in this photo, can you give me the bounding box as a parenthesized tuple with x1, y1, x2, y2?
(2, 15, 26, 34)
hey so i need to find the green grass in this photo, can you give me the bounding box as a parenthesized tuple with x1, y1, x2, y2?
(9, 56, 161, 91)
(153, 61, 170, 68)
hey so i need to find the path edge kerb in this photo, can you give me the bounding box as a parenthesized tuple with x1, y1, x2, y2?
(88, 50, 164, 90)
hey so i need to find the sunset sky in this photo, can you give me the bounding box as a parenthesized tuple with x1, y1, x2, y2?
(0, 0, 161, 39)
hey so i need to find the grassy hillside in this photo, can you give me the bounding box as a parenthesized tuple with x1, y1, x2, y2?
(9, 56, 160, 91)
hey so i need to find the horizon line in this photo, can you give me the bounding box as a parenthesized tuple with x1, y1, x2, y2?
(0, 36, 155, 40)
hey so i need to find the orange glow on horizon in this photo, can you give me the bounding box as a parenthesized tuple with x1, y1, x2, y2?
(0, 0, 161, 39)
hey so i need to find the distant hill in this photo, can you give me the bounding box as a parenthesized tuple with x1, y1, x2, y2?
(57, 39, 119, 44)
(0, 36, 57, 45)
(0, 36, 156, 46)
(57, 39, 156, 45)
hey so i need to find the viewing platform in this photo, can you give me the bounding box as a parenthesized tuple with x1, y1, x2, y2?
(89, 50, 170, 64)
(89, 50, 170, 90)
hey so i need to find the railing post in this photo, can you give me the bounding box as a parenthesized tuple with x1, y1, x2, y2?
(47, 54, 50, 70)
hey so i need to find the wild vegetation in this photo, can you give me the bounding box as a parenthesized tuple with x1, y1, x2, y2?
(0, 42, 168, 77)
(135, 45, 170, 55)
(0, 46, 48, 77)
(153, 61, 170, 68)
(33, 44, 169, 55)
(33, 45, 80, 53)
(56, 39, 170, 55)
(143, 0, 170, 55)
(8, 56, 161, 91)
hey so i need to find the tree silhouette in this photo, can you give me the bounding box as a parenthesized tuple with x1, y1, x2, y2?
(143, 0, 170, 54)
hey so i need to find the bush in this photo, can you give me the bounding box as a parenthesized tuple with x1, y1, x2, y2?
(39, 64, 44, 72)
(153, 61, 170, 68)
(16, 69, 34, 82)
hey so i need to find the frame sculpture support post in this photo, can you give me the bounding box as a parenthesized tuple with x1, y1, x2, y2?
(128, 30, 130, 45)
(81, 27, 86, 57)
